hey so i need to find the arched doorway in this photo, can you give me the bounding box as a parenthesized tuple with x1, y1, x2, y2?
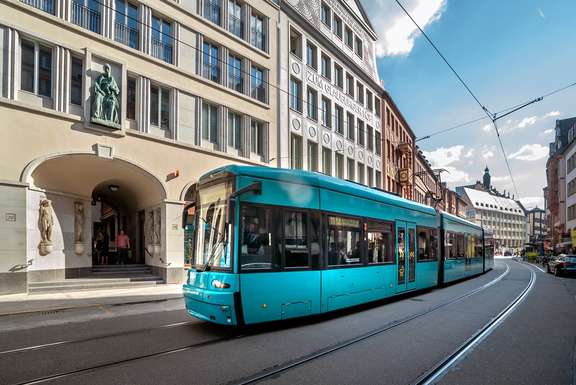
(23, 152, 167, 280)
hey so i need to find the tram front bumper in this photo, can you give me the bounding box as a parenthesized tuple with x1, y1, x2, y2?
(183, 286, 237, 325)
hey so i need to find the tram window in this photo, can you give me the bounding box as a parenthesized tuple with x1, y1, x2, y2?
(445, 232, 456, 260)
(475, 236, 483, 257)
(456, 233, 465, 259)
(467, 235, 475, 258)
(367, 220, 395, 264)
(327, 216, 362, 266)
(284, 211, 309, 268)
(240, 205, 277, 270)
(417, 227, 438, 261)
(310, 211, 321, 268)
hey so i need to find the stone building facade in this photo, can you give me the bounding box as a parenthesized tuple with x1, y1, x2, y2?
(277, 0, 383, 187)
(0, 0, 279, 293)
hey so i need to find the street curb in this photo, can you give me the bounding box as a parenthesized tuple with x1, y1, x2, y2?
(0, 294, 183, 318)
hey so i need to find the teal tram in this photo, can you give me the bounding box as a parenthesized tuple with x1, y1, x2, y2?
(182, 166, 494, 325)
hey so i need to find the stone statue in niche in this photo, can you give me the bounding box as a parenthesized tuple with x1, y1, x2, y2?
(91, 63, 121, 129)
(74, 202, 85, 255)
(39, 199, 54, 255)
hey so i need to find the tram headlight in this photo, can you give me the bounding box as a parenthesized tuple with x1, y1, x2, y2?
(212, 279, 230, 289)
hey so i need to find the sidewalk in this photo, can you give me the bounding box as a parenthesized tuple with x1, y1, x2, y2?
(0, 284, 184, 316)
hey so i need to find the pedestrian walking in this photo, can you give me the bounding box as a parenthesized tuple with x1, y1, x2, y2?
(116, 230, 131, 265)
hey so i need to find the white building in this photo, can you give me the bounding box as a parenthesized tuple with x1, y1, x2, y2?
(277, 0, 383, 187)
(460, 187, 527, 253)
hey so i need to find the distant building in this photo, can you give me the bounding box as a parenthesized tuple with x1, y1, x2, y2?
(527, 207, 548, 252)
(545, 117, 576, 249)
(457, 167, 527, 253)
(414, 149, 441, 207)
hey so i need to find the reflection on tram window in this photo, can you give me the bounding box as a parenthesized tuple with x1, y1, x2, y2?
(366, 220, 395, 264)
(417, 227, 438, 261)
(327, 216, 362, 266)
(240, 205, 276, 270)
(445, 232, 456, 259)
(284, 211, 309, 268)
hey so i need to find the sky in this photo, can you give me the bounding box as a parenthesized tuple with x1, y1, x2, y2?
(359, 0, 576, 209)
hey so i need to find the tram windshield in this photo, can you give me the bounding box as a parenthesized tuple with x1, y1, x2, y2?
(194, 180, 233, 270)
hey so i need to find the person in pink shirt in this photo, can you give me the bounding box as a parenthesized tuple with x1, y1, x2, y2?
(116, 229, 131, 264)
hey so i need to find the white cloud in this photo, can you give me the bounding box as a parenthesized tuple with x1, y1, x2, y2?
(481, 124, 492, 133)
(519, 196, 545, 209)
(464, 148, 475, 158)
(491, 175, 510, 182)
(543, 110, 560, 118)
(543, 128, 554, 135)
(508, 144, 549, 161)
(517, 116, 538, 128)
(482, 151, 494, 159)
(422, 145, 464, 167)
(360, 0, 447, 57)
(440, 166, 470, 184)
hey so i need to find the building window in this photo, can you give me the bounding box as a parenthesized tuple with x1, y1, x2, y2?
(344, 26, 353, 48)
(355, 36, 363, 58)
(375, 131, 381, 155)
(375, 97, 381, 117)
(367, 166, 373, 187)
(150, 84, 170, 130)
(228, 0, 243, 38)
(126, 76, 136, 120)
(357, 82, 364, 105)
(322, 147, 332, 176)
(357, 119, 365, 146)
(346, 73, 354, 97)
(376, 170, 381, 188)
(289, 28, 302, 58)
(70, 57, 83, 106)
(320, 1, 331, 27)
(21, 39, 52, 98)
(335, 104, 344, 135)
(335, 153, 344, 179)
(358, 163, 365, 184)
(321, 53, 331, 80)
(291, 134, 303, 169)
(321, 97, 331, 128)
(250, 66, 266, 102)
(71, 0, 101, 34)
(347, 158, 355, 181)
(202, 102, 219, 144)
(250, 12, 265, 51)
(306, 42, 317, 70)
(290, 77, 302, 112)
(333, 15, 342, 39)
(202, 42, 220, 83)
(151, 16, 173, 64)
(347, 112, 355, 141)
(204, 0, 221, 25)
(307, 87, 318, 120)
(228, 111, 243, 151)
(334, 63, 343, 89)
(366, 90, 373, 111)
(251, 119, 265, 156)
(307, 140, 318, 172)
(22, 0, 55, 14)
(114, 0, 139, 49)
(367, 125, 373, 151)
(227, 54, 243, 92)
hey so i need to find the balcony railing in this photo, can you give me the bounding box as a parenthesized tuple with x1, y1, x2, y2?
(20, 0, 54, 14)
(115, 23, 139, 50)
(204, 0, 221, 25)
(151, 38, 173, 64)
(228, 14, 243, 38)
(72, 1, 101, 34)
(202, 62, 221, 83)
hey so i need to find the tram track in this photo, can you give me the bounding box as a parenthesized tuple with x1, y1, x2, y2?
(8, 263, 512, 385)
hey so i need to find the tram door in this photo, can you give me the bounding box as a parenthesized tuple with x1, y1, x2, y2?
(396, 221, 417, 293)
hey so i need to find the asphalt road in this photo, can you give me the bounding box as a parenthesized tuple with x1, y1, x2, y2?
(0, 260, 574, 385)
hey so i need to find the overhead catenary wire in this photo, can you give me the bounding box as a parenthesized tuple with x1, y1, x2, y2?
(394, 0, 521, 197)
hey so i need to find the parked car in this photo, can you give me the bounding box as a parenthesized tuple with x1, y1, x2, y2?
(547, 255, 576, 276)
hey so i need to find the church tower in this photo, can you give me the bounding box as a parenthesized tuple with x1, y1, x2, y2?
(483, 166, 491, 190)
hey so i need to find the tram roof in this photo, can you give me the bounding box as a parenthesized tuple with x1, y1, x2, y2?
(203, 165, 437, 216)
(440, 211, 482, 230)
